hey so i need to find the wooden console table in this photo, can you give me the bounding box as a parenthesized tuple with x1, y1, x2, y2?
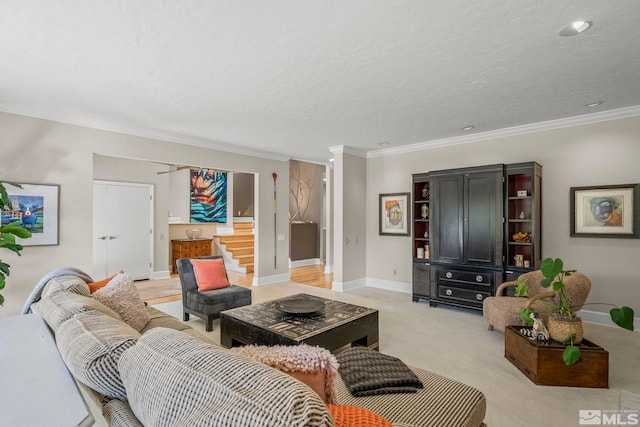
(505, 325, 608, 388)
(0, 314, 92, 426)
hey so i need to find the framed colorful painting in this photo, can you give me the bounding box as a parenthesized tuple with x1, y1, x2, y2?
(2, 183, 60, 246)
(570, 183, 639, 238)
(379, 192, 410, 236)
(190, 169, 227, 223)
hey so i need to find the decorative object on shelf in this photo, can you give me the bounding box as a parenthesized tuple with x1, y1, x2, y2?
(421, 184, 429, 199)
(1, 182, 59, 246)
(185, 228, 203, 239)
(512, 232, 531, 242)
(379, 193, 410, 236)
(519, 211, 526, 219)
(570, 183, 639, 238)
(517, 190, 528, 197)
(514, 254, 524, 267)
(416, 247, 424, 258)
(519, 257, 635, 365)
(424, 245, 429, 259)
(523, 260, 530, 268)
(420, 204, 429, 219)
(423, 231, 428, 238)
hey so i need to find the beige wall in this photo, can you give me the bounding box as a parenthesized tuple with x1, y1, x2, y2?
(1, 111, 289, 317)
(366, 115, 640, 317)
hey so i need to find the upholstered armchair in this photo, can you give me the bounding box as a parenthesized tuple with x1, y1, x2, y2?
(176, 255, 252, 332)
(483, 269, 592, 332)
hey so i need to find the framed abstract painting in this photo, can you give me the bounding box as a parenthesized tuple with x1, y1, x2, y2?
(379, 192, 410, 236)
(570, 183, 639, 238)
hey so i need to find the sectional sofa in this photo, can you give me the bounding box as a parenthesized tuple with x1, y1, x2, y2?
(25, 269, 486, 426)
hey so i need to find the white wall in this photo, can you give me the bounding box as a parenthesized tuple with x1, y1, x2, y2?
(366, 115, 640, 317)
(0, 111, 289, 317)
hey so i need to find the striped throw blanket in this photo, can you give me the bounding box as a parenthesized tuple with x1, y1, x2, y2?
(336, 347, 423, 397)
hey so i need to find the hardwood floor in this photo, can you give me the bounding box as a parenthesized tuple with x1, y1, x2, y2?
(142, 264, 332, 306)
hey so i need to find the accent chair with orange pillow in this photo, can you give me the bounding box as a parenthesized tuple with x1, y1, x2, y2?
(176, 256, 251, 332)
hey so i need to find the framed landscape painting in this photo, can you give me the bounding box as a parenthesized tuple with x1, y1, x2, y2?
(2, 183, 60, 246)
(570, 183, 639, 238)
(379, 192, 410, 236)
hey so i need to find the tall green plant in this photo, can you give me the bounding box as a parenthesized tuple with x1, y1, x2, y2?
(0, 181, 32, 306)
(519, 257, 635, 365)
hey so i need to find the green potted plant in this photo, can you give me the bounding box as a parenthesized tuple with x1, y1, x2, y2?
(0, 181, 32, 306)
(518, 257, 635, 365)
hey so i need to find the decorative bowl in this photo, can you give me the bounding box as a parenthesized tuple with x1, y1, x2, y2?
(185, 228, 203, 239)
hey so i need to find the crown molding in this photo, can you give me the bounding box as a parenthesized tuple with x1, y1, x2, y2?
(367, 105, 640, 158)
(328, 145, 367, 158)
(0, 105, 292, 162)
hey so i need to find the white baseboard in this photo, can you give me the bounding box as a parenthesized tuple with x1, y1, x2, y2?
(365, 278, 411, 294)
(324, 265, 334, 274)
(332, 278, 367, 292)
(153, 270, 171, 279)
(290, 258, 323, 268)
(252, 273, 290, 287)
(579, 308, 640, 329)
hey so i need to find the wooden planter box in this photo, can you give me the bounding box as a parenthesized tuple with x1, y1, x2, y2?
(504, 326, 609, 388)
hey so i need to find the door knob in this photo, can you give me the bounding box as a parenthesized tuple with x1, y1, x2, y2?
(98, 236, 107, 240)
(107, 236, 116, 240)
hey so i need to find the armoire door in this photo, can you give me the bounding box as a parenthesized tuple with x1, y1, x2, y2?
(93, 181, 154, 280)
(430, 174, 464, 263)
(463, 170, 503, 266)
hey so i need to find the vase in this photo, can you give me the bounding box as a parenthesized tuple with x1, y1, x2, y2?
(547, 314, 584, 344)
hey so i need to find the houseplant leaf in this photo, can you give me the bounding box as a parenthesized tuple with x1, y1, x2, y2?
(610, 306, 635, 331)
(563, 345, 581, 365)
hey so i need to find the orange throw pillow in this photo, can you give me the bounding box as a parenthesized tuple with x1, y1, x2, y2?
(326, 404, 393, 427)
(88, 274, 116, 293)
(191, 258, 230, 291)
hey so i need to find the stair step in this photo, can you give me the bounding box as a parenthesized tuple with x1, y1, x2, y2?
(217, 235, 254, 243)
(229, 247, 253, 256)
(236, 254, 254, 264)
(243, 263, 254, 273)
(233, 222, 254, 230)
(222, 240, 254, 250)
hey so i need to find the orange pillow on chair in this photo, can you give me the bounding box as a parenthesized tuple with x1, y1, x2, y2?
(191, 258, 230, 291)
(326, 404, 393, 427)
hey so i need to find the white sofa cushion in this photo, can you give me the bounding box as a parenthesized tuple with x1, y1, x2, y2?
(118, 327, 335, 427)
(92, 272, 149, 332)
(55, 310, 140, 400)
(41, 275, 91, 298)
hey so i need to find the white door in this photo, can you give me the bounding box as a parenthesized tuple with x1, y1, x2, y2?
(93, 181, 154, 280)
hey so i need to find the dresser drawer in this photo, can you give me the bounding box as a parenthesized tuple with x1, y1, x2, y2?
(438, 285, 490, 308)
(436, 267, 493, 287)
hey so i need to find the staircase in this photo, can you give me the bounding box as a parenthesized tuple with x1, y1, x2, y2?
(214, 222, 254, 273)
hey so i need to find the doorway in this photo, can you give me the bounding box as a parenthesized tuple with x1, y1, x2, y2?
(93, 180, 154, 280)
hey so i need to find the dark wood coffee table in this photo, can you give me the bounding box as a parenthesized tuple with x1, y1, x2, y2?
(219, 293, 379, 352)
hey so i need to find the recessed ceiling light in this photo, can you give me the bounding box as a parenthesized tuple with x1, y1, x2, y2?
(378, 141, 389, 146)
(584, 100, 604, 108)
(461, 125, 475, 131)
(559, 20, 592, 37)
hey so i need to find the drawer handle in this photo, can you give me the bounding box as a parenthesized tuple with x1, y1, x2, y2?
(476, 294, 483, 301)
(445, 272, 453, 279)
(445, 289, 453, 296)
(476, 275, 483, 282)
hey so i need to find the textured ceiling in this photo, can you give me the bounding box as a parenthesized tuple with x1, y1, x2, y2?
(1, 1, 640, 163)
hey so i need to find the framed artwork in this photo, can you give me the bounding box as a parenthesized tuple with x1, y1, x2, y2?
(570, 183, 639, 238)
(379, 192, 410, 236)
(190, 169, 227, 223)
(2, 183, 60, 246)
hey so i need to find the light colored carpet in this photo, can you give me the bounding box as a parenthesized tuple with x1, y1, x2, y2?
(134, 277, 181, 301)
(153, 281, 640, 427)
